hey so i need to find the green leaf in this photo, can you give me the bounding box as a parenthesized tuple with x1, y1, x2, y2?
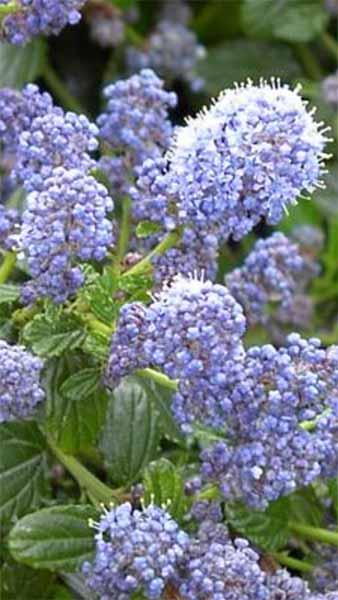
(9, 505, 96, 572)
(81, 267, 118, 325)
(137, 377, 185, 446)
(288, 488, 324, 527)
(0, 560, 55, 600)
(328, 478, 338, 521)
(60, 368, 102, 400)
(0, 421, 49, 531)
(0, 39, 46, 88)
(61, 573, 96, 600)
(100, 377, 160, 486)
(136, 221, 162, 239)
(45, 358, 108, 454)
(199, 39, 302, 96)
(143, 458, 187, 521)
(0, 284, 20, 304)
(241, 0, 328, 42)
(23, 306, 85, 358)
(226, 497, 290, 551)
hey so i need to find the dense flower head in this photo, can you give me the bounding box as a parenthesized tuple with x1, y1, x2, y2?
(83, 502, 189, 599)
(0, 206, 20, 250)
(0, 340, 44, 422)
(225, 232, 318, 327)
(312, 543, 338, 593)
(165, 79, 327, 241)
(201, 334, 338, 508)
(21, 167, 115, 304)
(126, 21, 206, 91)
(160, 0, 192, 25)
(97, 69, 176, 195)
(0, 84, 54, 158)
(14, 107, 98, 191)
(180, 525, 269, 600)
(106, 275, 246, 430)
(0, 0, 85, 45)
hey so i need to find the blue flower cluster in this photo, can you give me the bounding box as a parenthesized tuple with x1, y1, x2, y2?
(162, 80, 327, 242)
(21, 167, 114, 303)
(0, 206, 19, 250)
(0, 0, 85, 45)
(225, 232, 319, 327)
(0, 85, 54, 160)
(84, 503, 332, 600)
(106, 275, 246, 430)
(97, 69, 177, 195)
(322, 70, 338, 109)
(83, 502, 189, 599)
(201, 334, 338, 509)
(15, 107, 98, 191)
(126, 20, 206, 92)
(0, 340, 44, 422)
(312, 543, 338, 593)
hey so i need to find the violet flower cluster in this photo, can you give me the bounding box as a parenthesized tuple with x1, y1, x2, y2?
(0, 83, 115, 303)
(201, 334, 338, 509)
(225, 231, 319, 328)
(105, 275, 246, 431)
(0, 0, 85, 45)
(83, 502, 335, 600)
(0, 340, 44, 422)
(97, 69, 177, 196)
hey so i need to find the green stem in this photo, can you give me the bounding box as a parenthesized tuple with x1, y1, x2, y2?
(116, 197, 131, 265)
(136, 368, 179, 391)
(43, 65, 85, 114)
(122, 229, 182, 279)
(322, 32, 338, 62)
(85, 315, 112, 338)
(0, 251, 16, 284)
(196, 485, 220, 502)
(47, 436, 116, 505)
(272, 552, 313, 573)
(293, 43, 323, 80)
(0, 2, 17, 17)
(289, 522, 338, 547)
(300, 408, 331, 431)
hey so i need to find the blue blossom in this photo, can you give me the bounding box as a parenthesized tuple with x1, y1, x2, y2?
(15, 107, 98, 191)
(97, 69, 176, 195)
(165, 80, 327, 241)
(0, 0, 85, 45)
(21, 167, 115, 304)
(0, 206, 20, 250)
(322, 70, 338, 109)
(126, 21, 206, 91)
(225, 232, 318, 327)
(179, 522, 269, 600)
(201, 334, 338, 509)
(83, 502, 189, 599)
(106, 275, 246, 430)
(0, 84, 54, 158)
(0, 340, 44, 422)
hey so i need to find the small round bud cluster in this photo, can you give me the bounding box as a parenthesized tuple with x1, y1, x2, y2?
(160, 0, 192, 26)
(97, 69, 177, 195)
(106, 275, 246, 430)
(201, 334, 338, 509)
(179, 522, 269, 600)
(0, 340, 44, 422)
(15, 108, 98, 191)
(225, 232, 318, 327)
(312, 543, 338, 593)
(165, 80, 327, 242)
(83, 502, 189, 599)
(322, 71, 338, 109)
(0, 85, 54, 159)
(21, 167, 114, 304)
(126, 21, 206, 92)
(87, 3, 125, 48)
(0, 0, 85, 45)
(0, 206, 20, 250)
